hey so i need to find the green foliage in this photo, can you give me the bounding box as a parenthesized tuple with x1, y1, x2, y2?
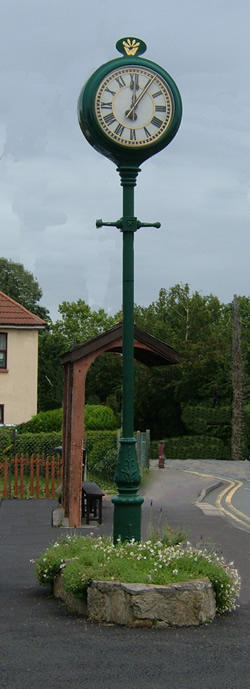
(134, 284, 232, 439)
(85, 405, 117, 430)
(85, 430, 117, 455)
(151, 435, 230, 460)
(87, 446, 118, 482)
(14, 432, 62, 457)
(151, 434, 230, 460)
(0, 428, 14, 458)
(0, 257, 49, 320)
(86, 353, 122, 425)
(182, 405, 231, 432)
(38, 331, 66, 412)
(17, 405, 117, 435)
(52, 299, 119, 349)
(243, 404, 250, 458)
(17, 409, 63, 434)
(86, 432, 117, 481)
(35, 534, 241, 614)
(165, 435, 230, 460)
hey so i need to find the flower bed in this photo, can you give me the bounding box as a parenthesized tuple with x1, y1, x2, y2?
(35, 534, 241, 626)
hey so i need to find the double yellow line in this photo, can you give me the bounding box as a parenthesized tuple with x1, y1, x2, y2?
(185, 469, 250, 531)
(216, 479, 250, 530)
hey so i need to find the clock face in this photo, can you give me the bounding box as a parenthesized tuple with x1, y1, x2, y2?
(95, 65, 174, 148)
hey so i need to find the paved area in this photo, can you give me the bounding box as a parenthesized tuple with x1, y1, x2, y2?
(161, 459, 250, 533)
(0, 462, 250, 689)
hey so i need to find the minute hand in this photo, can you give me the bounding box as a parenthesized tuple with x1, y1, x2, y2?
(125, 76, 155, 119)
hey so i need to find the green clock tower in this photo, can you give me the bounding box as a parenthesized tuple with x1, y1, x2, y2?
(78, 37, 182, 542)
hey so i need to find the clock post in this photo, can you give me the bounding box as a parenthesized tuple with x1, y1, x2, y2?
(78, 38, 182, 542)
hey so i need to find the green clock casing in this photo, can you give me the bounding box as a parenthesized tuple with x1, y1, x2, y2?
(78, 54, 182, 167)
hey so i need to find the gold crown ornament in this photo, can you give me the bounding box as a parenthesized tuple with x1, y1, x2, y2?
(116, 37, 147, 57)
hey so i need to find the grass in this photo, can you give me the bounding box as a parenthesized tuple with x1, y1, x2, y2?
(35, 532, 241, 615)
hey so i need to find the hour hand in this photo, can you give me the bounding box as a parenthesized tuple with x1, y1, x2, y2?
(130, 74, 139, 91)
(126, 75, 139, 120)
(126, 75, 155, 120)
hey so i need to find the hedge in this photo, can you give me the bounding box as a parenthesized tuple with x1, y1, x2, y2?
(0, 429, 118, 462)
(17, 405, 117, 434)
(151, 435, 230, 460)
(14, 432, 62, 457)
(0, 428, 14, 459)
(181, 405, 231, 434)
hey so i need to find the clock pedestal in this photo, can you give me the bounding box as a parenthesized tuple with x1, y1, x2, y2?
(98, 165, 161, 543)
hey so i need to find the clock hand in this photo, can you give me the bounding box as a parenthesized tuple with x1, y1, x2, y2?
(126, 76, 138, 121)
(131, 76, 137, 121)
(125, 75, 155, 120)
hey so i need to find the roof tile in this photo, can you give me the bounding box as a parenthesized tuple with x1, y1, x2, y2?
(0, 291, 46, 327)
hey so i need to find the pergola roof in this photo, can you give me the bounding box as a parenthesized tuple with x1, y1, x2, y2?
(60, 322, 179, 367)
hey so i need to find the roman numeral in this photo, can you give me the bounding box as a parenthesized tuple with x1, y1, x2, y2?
(105, 87, 116, 96)
(144, 127, 151, 138)
(116, 75, 126, 88)
(130, 128, 136, 141)
(152, 90, 162, 99)
(151, 116, 162, 128)
(104, 112, 116, 126)
(114, 123, 125, 136)
(101, 102, 112, 110)
(155, 105, 166, 112)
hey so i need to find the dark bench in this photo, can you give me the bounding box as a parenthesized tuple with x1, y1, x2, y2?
(82, 481, 105, 525)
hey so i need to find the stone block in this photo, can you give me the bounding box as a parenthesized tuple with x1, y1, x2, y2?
(53, 573, 216, 627)
(87, 579, 216, 627)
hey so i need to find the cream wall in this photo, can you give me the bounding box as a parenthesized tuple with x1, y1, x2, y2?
(0, 328, 39, 425)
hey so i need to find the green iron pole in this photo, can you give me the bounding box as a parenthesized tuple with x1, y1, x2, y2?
(122, 169, 135, 438)
(112, 165, 144, 543)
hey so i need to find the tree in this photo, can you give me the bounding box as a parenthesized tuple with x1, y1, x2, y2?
(38, 331, 66, 412)
(52, 299, 119, 349)
(133, 284, 232, 438)
(231, 295, 243, 460)
(38, 300, 122, 413)
(0, 257, 49, 320)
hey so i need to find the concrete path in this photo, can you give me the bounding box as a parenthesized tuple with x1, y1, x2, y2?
(0, 463, 250, 689)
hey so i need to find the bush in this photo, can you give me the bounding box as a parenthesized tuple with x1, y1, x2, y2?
(88, 447, 118, 482)
(85, 406, 117, 430)
(243, 404, 250, 458)
(86, 433, 118, 481)
(0, 428, 14, 458)
(14, 431, 62, 457)
(164, 435, 230, 460)
(181, 405, 231, 435)
(151, 435, 230, 460)
(17, 409, 63, 434)
(17, 405, 117, 434)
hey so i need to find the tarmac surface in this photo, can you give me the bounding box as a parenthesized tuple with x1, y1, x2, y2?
(0, 461, 250, 689)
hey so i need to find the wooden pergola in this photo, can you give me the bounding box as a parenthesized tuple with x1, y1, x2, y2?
(60, 322, 179, 527)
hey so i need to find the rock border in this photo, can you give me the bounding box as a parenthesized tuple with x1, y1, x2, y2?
(53, 571, 216, 627)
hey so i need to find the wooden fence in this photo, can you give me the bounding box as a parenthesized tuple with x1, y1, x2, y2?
(0, 454, 63, 499)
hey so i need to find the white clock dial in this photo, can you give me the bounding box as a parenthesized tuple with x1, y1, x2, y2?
(95, 65, 174, 148)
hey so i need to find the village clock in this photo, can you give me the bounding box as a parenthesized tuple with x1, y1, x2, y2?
(78, 37, 182, 166)
(77, 39, 182, 543)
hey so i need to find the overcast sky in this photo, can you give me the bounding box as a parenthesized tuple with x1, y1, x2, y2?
(1, 0, 250, 321)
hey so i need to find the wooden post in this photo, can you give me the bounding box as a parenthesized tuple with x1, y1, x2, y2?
(68, 360, 87, 527)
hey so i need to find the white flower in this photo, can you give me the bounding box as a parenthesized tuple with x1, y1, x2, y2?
(172, 569, 178, 575)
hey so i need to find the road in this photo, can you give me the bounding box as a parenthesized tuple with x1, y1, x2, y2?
(0, 462, 249, 689)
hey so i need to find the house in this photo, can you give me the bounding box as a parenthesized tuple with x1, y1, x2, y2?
(0, 291, 46, 425)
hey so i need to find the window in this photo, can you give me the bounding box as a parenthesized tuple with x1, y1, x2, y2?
(0, 333, 7, 369)
(0, 405, 4, 424)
